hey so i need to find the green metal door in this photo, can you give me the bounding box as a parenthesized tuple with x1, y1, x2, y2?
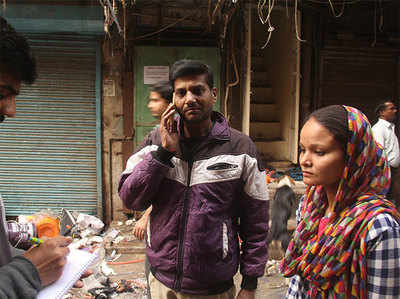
(133, 46, 221, 146)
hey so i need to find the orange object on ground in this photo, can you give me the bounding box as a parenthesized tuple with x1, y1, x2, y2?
(36, 217, 60, 238)
(107, 259, 145, 265)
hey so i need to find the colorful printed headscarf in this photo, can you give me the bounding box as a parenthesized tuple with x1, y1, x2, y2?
(280, 106, 400, 298)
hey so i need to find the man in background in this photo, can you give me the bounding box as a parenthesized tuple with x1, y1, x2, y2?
(132, 80, 173, 240)
(0, 16, 88, 298)
(132, 80, 173, 299)
(372, 100, 400, 208)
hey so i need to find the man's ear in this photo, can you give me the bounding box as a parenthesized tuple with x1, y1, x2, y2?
(211, 87, 217, 103)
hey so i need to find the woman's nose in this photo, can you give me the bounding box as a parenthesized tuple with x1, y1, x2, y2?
(300, 152, 311, 167)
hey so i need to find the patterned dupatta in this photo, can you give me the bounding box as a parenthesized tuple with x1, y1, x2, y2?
(280, 106, 400, 298)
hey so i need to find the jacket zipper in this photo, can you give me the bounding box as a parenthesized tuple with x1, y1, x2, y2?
(174, 159, 193, 291)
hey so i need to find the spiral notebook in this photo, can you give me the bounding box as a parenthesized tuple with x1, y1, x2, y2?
(37, 245, 97, 299)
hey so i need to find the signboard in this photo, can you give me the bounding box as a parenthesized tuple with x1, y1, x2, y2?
(143, 66, 169, 85)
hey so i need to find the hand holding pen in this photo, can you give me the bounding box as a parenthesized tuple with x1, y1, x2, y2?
(24, 236, 72, 287)
(29, 236, 43, 246)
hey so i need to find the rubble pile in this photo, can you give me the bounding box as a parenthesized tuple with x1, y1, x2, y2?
(66, 216, 148, 299)
(104, 220, 146, 255)
(10, 210, 148, 298)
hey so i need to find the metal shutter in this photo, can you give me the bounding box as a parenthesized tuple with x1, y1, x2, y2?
(319, 46, 397, 122)
(0, 38, 102, 217)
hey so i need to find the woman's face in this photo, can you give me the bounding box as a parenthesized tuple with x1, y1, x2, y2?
(299, 117, 346, 192)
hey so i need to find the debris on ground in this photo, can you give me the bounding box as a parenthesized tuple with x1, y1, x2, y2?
(9, 208, 148, 298)
(65, 215, 148, 298)
(9, 208, 292, 298)
(265, 260, 281, 276)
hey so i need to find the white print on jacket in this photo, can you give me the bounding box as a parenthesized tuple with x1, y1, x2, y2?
(222, 222, 228, 259)
(191, 154, 268, 202)
(124, 146, 268, 202)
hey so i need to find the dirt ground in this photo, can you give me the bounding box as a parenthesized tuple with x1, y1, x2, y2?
(105, 243, 288, 299)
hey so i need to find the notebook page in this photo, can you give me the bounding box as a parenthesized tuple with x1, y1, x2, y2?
(37, 246, 97, 299)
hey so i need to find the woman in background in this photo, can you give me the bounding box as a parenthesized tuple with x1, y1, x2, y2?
(281, 105, 400, 298)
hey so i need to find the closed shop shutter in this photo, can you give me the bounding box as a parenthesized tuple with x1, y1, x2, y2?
(0, 38, 101, 217)
(319, 47, 397, 123)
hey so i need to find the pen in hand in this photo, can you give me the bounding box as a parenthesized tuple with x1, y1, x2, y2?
(29, 237, 43, 245)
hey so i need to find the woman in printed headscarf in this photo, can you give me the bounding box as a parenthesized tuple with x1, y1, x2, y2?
(281, 105, 400, 298)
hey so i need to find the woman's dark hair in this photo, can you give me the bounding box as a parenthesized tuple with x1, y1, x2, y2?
(307, 105, 349, 152)
(0, 16, 37, 84)
(150, 80, 173, 103)
(170, 59, 213, 89)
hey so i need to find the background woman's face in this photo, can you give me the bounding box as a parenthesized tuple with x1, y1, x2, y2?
(299, 117, 345, 191)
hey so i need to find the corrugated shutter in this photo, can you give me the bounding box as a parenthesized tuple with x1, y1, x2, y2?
(0, 38, 101, 217)
(319, 45, 397, 122)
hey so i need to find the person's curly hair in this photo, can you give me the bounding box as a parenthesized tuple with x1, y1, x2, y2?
(0, 16, 37, 84)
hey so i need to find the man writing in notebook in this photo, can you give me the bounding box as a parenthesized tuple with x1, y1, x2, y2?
(0, 16, 89, 298)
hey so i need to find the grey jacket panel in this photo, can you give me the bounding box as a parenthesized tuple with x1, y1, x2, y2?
(0, 196, 41, 298)
(0, 196, 12, 267)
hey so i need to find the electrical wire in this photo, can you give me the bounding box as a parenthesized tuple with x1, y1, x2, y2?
(211, 0, 223, 25)
(378, 0, 384, 32)
(224, 28, 239, 120)
(328, 0, 346, 17)
(294, 0, 306, 42)
(259, 0, 275, 49)
(132, 12, 195, 41)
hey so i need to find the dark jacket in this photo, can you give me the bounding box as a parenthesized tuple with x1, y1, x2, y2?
(0, 197, 41, 298)
(119, 112, 269, 295)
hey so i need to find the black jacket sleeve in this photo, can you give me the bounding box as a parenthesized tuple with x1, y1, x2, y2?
(0, 256, 41, 299)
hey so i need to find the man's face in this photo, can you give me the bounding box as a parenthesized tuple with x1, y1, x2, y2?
(173, 74, 216, 124)
(0, 72, 20, 122)
(147, 91, 169, 119)
(381, 102, 397, 123)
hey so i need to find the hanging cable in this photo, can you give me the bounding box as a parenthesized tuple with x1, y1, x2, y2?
(379, 0, 384, 32)
(328, 0, 346, 17)
(224, 28, 239, 121)
(294, 0, 306, 42)
(260, 0, 275, 49)
(211, 0, 223, 25)
(258, 0, 274, 25)
(207, 0, 212, 30)
(132, 12, 195, 41)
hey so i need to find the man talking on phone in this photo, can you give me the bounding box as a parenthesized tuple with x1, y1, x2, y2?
(119, 60, 269, 299)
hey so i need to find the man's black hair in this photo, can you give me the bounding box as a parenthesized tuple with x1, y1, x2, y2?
(170, 59, 214, 89)
(0, 16, 37, 84)
(375, 100, 395, 118)
(150, 80, 173, 103)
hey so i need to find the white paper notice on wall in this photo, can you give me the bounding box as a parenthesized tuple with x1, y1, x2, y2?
(144, 66, 169, 85)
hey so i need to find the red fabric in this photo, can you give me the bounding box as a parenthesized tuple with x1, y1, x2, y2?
(318, 218, 329, 240)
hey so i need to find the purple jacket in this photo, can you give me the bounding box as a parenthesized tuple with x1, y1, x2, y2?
(119, 112, 269, 295)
